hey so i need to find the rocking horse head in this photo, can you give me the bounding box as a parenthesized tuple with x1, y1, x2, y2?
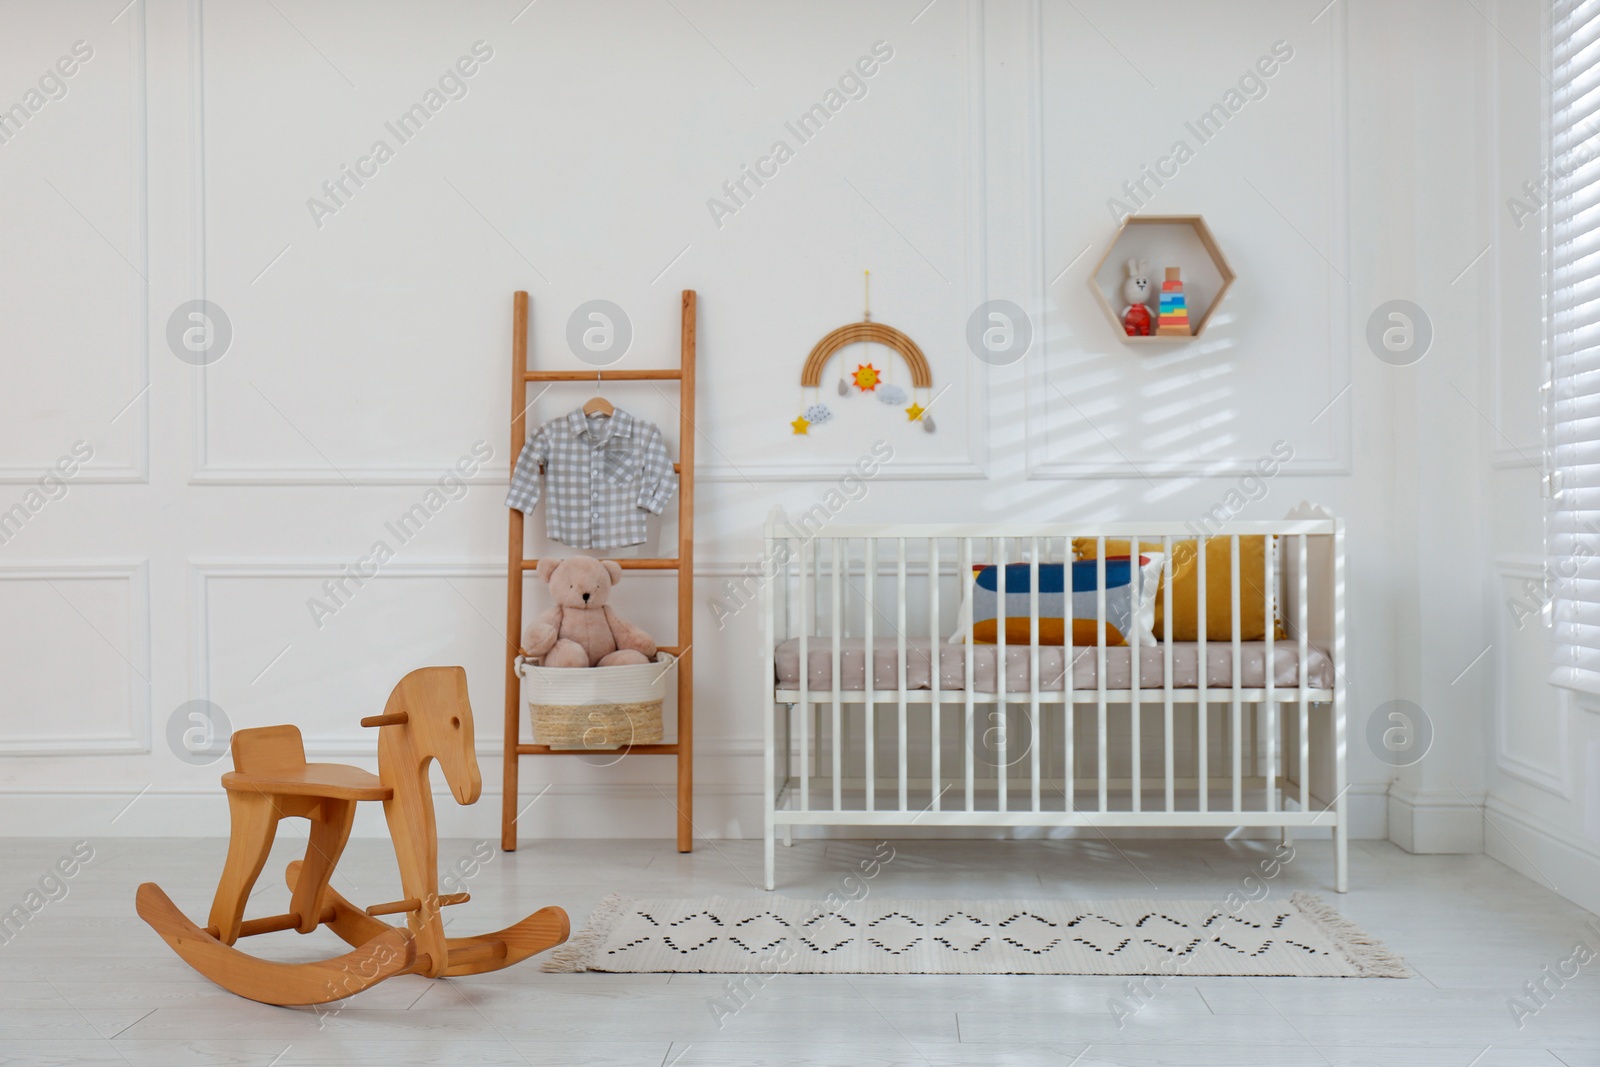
(361, 666, 480, 805)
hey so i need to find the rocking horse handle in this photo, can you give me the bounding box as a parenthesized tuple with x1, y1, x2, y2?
(361, 711, 409, 728)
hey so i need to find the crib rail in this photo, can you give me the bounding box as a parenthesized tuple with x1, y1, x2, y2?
(761, 511, 1347, 893)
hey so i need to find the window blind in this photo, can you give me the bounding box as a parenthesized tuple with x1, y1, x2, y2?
(1550, 0, 1600, 692)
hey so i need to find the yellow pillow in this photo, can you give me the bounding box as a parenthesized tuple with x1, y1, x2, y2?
(1072, 537, 1286, 642)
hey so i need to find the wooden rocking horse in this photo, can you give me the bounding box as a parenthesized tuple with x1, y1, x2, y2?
(136, 666, 568, 1005)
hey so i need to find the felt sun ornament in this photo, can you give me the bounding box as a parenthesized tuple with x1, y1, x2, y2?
(851, 363, 881, 392)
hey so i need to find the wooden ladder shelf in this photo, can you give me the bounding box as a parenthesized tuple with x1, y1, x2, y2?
(501, 290, 696, 853)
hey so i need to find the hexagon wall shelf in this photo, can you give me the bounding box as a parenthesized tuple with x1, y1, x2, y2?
(1089, 214, 1235, 344)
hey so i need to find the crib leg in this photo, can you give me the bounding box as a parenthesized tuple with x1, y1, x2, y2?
(1334, 810, 1349, 894)
(1280, 826, 1292, 848)
(782, 824, 793, 847)
(765, 820, 776, 891)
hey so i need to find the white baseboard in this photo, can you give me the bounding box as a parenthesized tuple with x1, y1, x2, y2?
(1482, 793, 1600, 917)
(1346, 782, 1391, 840)
(0, 780, 1392, 842)
(0, 784, 766, 843)
(1387, 784, 1487, 854)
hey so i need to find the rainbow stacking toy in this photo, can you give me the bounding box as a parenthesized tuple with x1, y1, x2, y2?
(1157, 267, 1190, 336)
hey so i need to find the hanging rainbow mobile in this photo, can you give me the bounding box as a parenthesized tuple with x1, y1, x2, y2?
(792, 271, 935, 435)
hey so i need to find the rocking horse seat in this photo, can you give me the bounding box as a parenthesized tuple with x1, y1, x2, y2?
(221, 764, 391, 802)
(218, 723, 391, 801)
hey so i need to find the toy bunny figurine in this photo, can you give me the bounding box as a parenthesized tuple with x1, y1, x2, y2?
(1121, 257, 1153, 337)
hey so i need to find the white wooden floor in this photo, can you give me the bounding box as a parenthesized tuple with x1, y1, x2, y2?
(1, 834, 1597, 1066)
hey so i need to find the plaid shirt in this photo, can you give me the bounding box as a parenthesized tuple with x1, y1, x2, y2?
(505, 407, 677, 550)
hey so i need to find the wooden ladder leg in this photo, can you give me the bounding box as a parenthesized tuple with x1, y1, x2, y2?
(289, 798, 356, 933)
(677, 665, 693, 853)
(503, 289, 529, 854)
(677, 288, 696, 854)
(207, 792, 282, 946)
(502, 650, 520, 853)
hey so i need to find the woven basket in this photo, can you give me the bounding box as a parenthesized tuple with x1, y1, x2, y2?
(521, 653, 674, 750)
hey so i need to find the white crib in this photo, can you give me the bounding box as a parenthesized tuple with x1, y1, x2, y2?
(760, 508, 1347, 892)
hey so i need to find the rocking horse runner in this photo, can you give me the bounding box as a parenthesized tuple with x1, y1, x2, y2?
(136, 667, 568, 1005)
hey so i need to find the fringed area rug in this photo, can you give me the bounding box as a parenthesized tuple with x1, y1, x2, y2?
(546, 893, 1409, 978)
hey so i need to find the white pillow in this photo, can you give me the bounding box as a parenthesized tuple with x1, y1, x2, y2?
(949, 555, 1165, 647)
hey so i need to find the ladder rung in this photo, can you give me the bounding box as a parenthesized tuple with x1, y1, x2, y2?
(521, 558, 679, 571)
(524, 370, 681, 382)
(517, 743, 680, 756)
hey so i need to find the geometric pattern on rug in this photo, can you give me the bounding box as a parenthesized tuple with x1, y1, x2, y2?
(545, 892, 1410, 977)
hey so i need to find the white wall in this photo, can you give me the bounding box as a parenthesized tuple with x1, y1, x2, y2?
(0, 0, 1560, 882)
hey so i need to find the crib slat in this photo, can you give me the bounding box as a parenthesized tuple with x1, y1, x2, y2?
(1064, 541, 1075, 814)
(929, 537, 941, 812)
(1333, 518, 1348, 892)
(781, 544, 792, 834)
(814, 702, 822, 806)
(1064, 680, 1075, 812)
(1096, 537, 1107, 813)
(1265, 532, 1277, 813)
(996, 537, 1008, 814)
(798, 537, 809, 815)
(765, 526, 779, 874)
(897, 537, 908, 813)
(1298, 533, 1309, 813)
(814, 534, 824, 637)
(865, 538, 876, 813)
(814, 534, 825, 813)
(831, 539, 843, 813)
(1196, 535, 1208, 813)
(787, 537, 799, 657)
(961, 537, 975, 813)
(1029, 537, 1041, 814)
(1231, 535, 1243, 813)
(1162, 535, 1174, 812)
(1130, 536, 1142, 813)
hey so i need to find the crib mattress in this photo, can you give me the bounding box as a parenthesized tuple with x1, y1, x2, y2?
(774, 638, 1333, 693)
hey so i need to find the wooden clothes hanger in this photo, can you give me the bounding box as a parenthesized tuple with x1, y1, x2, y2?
(582, 372, 614, 417)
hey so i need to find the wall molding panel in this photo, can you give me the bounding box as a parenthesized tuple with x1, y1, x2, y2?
(187, 0, 989, 486)
(0, 561, 151, 755)
(192, 557, 769, 760)
(1493, 556, 1571, 798)
(189, 559, 504, 749)
(688, 0, 991, 484)
(1, 5, 150, 485)
(1486, 0, 1547, 473)
(1025, 1, 1352, 480)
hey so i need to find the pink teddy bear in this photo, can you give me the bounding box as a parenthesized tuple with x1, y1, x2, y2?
(523, 557, 657, 668)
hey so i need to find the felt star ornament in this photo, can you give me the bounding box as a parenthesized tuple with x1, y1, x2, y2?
(852, 363, 881, 392)
(905, 402, 926, 422)
(790, 414, 811, 435)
